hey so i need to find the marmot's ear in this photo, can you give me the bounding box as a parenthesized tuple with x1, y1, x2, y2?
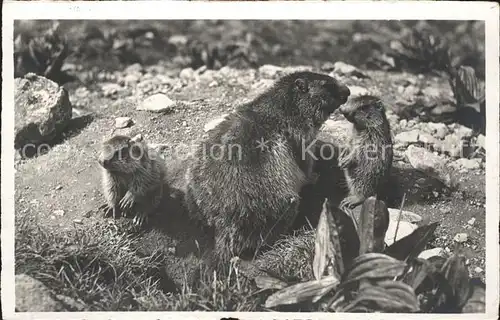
(294, 78, 309, 93)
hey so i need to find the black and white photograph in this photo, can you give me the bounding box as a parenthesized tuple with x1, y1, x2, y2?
(2, 1, 499, 318)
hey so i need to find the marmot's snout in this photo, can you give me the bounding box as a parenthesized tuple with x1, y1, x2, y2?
(336, 84, 350, 104)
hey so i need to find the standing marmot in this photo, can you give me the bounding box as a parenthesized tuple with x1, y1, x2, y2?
(185, 71, 351, 266)
(98, 134, 168, 227)
(337, 95, 393, 216)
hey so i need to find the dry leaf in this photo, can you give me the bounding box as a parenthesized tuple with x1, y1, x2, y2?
(255, 275, 288, 291)
(313, 201, 330, 281)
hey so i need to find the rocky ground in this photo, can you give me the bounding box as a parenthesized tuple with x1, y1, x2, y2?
(12, 20, 486, 312)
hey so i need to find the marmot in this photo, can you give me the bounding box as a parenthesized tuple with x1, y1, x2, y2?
(98, 134, 168, 227)
(337, 95, 393, 217)
(185, 71, 351, 267)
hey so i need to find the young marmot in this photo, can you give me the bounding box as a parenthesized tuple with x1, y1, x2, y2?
(98, 134, 168, 227)
(337, 95, 393, 217)
(185, 71, 351, 266)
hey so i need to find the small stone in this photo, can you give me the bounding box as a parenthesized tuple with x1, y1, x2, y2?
(439, 134, 464, 158)
(168, 34, 188, 46)
(385, 220, 418, 246)
(321, 62, 336, 72)
(179, 68, 195, 80)
(399, 119, 408, 128)
(467, 217, 476, 226)
(418, 133, 438, 145)
(182, 121, 188, 127)
(427, 122, 449, 139)
(83, 210, 92, 218)
(123, 74, 140, 85)
(474, 267, 483, 273)
(418, 247, 445, 260)
(453, 233, 468, 243)
(101, 83, 122, 97)
(476, 134, 485, 149)
(114, 117, 133, 129)
(455, 125, 474, 140)
(259, 64, 284, 79)
(137, 94, 175, 113)
(333, 61, 368, 78)
(346, 85, 369, 97)
(422, 86, 442, 99)
(208, 80, 218, 88)
(53, 209, 65, 217)
(73, 219, 83, 224)
(403, 85, 421, 97)
(452, 158, 481, 171)
(387, 208, 422, 223)
(125, 63, 143, 74)
(395, 130, 419, 145)
(406, 145, 447, 173)
(204, 114, 229, 133)
(440, 207, 452, 214)
(55, 185, 63, 191)
(445, 247, 451, 253)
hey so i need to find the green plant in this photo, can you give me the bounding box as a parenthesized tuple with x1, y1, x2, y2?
(258, 197, 485, 313)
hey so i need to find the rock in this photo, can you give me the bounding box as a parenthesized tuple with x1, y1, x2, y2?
(451, 158, 481, 171)
(346, 85, 369, 97)
(168, 34, 188, 46)
(476, 134, 485, 149)
(455, 125, 474, 140)
(137, 94, 175, 113)
(467, 217, 476, 226)
(73, 219, 83, 224)
(115, 117, 133, 129)
(179, 68, 195, 81)
(259, 64, 284, 79)
(101, 83, 123, 97)
(55, 294, 86, 311)
(387, 208, 422, 223)
(403, 85, 421, 97)
(439, 134, 464, 158)
(53, 209, 65, 217)
(321, 62, 335, 72)
(453, 233, 468, 243)
(123, 73, 140, 85)
(125, 63, 143, 74)
(14, 73, 72, 149)
(55, 185, 63, 191)
(431, 104, 456, 116)
(422, 86, 442, 99)
(395, 130, 419, 145)
(333, 61, 368, 78)
(405, 145, 455, 187)
(15, 274, 66, 311)
(474, 267, 483, 273)
(385, 220, 418, 246)
(427, 122, 449, 139)
(418, 247, 445, 260)
(439, 206, 452, 214)
(204, 114, 229, 133)
(418, 133, 438, 145)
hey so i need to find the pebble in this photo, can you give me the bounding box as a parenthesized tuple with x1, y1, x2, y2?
(474, 267, 483, 273)
(418, 247, 445, 260)
(114, 117, 133, 129)
(418, 133, 438, 145)
(53, 209, 65, 217)
(439, 207, 452, 214)
(451, 158, 481, 171)
(439, 134, 464, 158)
(55, 185, 63, 191)
(476, 134, 485, 149)
(179, 68, 195, 81)
(137, 94, 176, 113)
(427, 122, 449, 139)
(73, 219, 83, 224)
(259, 64, 284, 79)
(455, 125, 474, 140)
(204, 114, 229, 133)
(395, 130, 419, 145)
(125, 63, 143, 74)
(422, 86, 442, 98)
(333, 61, 368, 78)
(101, 83, 122, 97)
(467, 217, 476, 226)
(406, 145, 446, 172)
(453, 233, 468, 243)
(346, 85, 369, 97)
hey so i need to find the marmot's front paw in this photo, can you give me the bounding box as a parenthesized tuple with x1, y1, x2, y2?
(119, 192, 136, 211)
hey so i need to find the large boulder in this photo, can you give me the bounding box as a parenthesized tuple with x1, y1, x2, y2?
(14, 73, 72, 149)
(15, 274, 66, 312)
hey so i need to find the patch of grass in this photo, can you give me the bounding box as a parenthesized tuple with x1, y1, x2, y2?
(15, 214, 265, 311)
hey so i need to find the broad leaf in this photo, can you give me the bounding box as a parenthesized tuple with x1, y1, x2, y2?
(343, 253, 406, 285)
(440, 254, 471, 309)
(264, 275, 339, 308)
(255, 275, 288, 291)
(313, 201, 330, 281)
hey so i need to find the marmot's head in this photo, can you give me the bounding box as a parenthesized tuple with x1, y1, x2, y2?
(339, 95, 388, 130)
(98, 135, 149, 173)
(273, 71, 351, 126)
